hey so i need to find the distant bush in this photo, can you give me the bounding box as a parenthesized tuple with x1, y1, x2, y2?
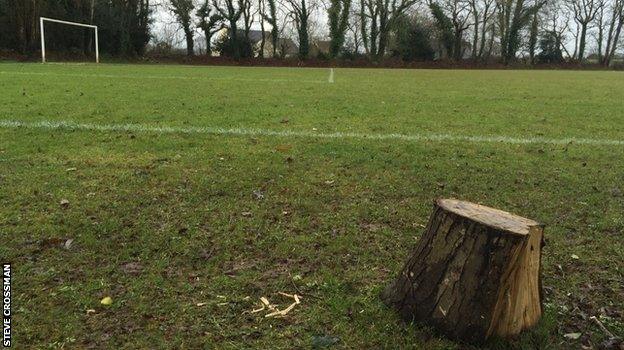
(215, 34, 254, 58)
(316, 51, 330, 61)
(341, 50, 367, 61)
(392, 16, 435, 61)
(148, 41, 175, 56)
(537, 31, 564, 64)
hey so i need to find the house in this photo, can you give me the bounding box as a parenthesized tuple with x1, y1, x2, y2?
(231, 29, 298, 58)
(310, 39, 331, 57)
(431, 39, 473, 60)
(260, 37, 298, 58)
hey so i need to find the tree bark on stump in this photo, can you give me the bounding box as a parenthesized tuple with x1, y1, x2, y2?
(381, 199, 544, 343)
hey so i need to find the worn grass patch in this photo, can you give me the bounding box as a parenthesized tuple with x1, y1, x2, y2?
(0, 62, 622, 349)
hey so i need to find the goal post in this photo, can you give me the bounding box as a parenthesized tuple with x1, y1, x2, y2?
(40, 17, 99, 63)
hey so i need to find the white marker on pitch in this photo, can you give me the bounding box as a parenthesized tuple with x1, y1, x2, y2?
(328, 68, 334, 83)
(3, 119, 624, 147)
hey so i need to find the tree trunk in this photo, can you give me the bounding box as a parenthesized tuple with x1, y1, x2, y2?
(259, 0, 266, 58)
(381, 199, 544, 343)
(578, 22, 588, 60)
(453, 28, 463, 60)
(184, 27, 194, 56)
(205, 32, 213, 56)
(298, 10, 309, 59)
(528, 12, 538, 64)
(478, 20, 488, 59)
(603, 10, 617, 65)
(573, 25, 579, 59)
(471, 2, 479, 60)
(606, 16, 624, 66)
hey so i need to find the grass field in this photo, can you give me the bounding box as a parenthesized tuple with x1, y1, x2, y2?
(1, 62, 623, 349)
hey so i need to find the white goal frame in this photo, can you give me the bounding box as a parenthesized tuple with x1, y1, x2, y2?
(40, 17, 99, 63)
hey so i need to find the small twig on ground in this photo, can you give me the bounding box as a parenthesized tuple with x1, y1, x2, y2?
(589, 316, 615, 338)
(265, 293, 301, 318)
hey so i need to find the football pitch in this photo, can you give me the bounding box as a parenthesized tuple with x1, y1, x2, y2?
(1, 62, 623, 348)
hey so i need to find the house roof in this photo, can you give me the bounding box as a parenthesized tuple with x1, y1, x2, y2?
(312, 40, 331, 53)
(246, 30, 269, 44)
(274, 37, 298, 54)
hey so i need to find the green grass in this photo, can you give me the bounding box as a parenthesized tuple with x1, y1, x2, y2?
(0, 62, 622, 349)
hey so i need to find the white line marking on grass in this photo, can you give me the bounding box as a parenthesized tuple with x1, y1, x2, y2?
(328, 68, 334, 83)
(0, 71, 327, 84)
(2, 119, 624, 146)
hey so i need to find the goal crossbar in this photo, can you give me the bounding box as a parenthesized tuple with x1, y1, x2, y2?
(40, 17, 99, 63)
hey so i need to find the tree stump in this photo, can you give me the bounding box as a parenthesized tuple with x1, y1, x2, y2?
(381, 199, 544, 343)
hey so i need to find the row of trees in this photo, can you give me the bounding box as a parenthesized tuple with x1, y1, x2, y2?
(0, 0, 622, 64)
(0, 0, 151, 56)
(165, 0, 314, 58)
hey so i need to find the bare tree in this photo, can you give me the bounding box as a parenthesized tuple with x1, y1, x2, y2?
(213, 0, 245, 56)
(259, 0, 267, 57)
(359, 0, 418, 59)
(447, 0, 473, 59)
(602, 0, 624, 65)
(497, 0, 546, 63)
(594, 0, 607, 61)
(567, 0, 603, 60)
(430, 0, 473, 60)
(263, 0, 279, 56)
(242, 0, 255, 36)
(170, 0, 196, 56)
(285, 0, 315, 58)
(527, 0, 541, 63)
(469, 0, 480, 59)
(197, 0, 223, 56)
(346, 5, 363, 53)
(477, 0, 496, 59)
(541, 0, 572, 58)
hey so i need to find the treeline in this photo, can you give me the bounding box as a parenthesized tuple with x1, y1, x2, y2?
(0, 0, 150, 56)
(1, 0, 623, 65)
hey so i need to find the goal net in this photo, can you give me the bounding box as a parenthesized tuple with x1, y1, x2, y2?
(40, 17, 99, 63)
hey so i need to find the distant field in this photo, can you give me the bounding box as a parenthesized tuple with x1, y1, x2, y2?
(0, 62, 622, 349)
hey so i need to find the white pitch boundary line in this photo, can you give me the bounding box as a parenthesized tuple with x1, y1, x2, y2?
(2, 119, 624, 146)
(0, 71, 328, 84)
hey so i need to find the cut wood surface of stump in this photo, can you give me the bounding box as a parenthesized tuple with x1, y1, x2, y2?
(381, 198, 545, 343)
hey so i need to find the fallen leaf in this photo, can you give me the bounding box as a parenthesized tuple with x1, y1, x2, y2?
(60, 199, 70, 208)
(564, 333, 582, 340)
(571, 254, 580, 260)
(100, 296, 113, 306)
(63, 239, 74, 250)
